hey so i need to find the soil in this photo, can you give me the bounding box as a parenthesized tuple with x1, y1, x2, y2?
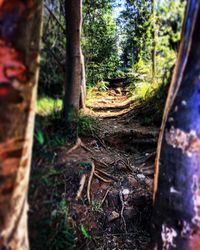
(29, 83, 159, 250)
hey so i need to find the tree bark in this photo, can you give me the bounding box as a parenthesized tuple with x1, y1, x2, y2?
(152, 0, 200, 249)
(64, 0, 82, 142)
(0, 1, 43, 249)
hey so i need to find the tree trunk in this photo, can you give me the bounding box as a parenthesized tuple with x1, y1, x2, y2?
(80, 49, 86, 110)
(64, 0, 82, 142)
(151, 0, 156, 83)
(0, 1, 43, 249)
(152, 0, 200, 249)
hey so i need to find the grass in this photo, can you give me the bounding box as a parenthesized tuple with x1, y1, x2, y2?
(37, 97, 62, 116)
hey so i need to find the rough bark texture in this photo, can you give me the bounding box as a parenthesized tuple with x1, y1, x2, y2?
(64, 0, 82, 141)
(0, 1, 43, 249)
(152, 0, 200, 249)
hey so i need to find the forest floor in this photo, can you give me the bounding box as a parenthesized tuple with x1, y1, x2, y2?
(29, 82, 159, 250)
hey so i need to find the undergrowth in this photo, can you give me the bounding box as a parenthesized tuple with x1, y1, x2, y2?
(127, 57, 173, 126)
(35, 97, 96, 148)
(29, 168, 77, 250)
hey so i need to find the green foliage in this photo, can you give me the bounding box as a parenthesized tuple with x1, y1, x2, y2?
(91, 200, 103, 213)
(39, 1, 65, 97)
(45, 200, 76, 250)
(35, 97, 66, 148)
(35, 129, 45, 146)
(119, 0, 152, 67)
(97, 80, 109, 91)
(156, 0, 186, 80)
(37, 97, 62, 116)
(83, 0, 120, 84)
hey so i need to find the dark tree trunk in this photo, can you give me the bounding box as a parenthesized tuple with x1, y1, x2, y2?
(152, 0, 200, 249)
(0, 1, 43, 249)
(64, 0, 82, 142)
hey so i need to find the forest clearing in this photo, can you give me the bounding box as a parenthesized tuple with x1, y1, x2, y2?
(1, 0, 200, 250)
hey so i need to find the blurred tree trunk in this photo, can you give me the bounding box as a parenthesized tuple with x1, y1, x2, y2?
(151, 0, 156, 83)
(64, 0, 82, 142)
(0, 1, 43, 250)
(152, 0, 200, 249)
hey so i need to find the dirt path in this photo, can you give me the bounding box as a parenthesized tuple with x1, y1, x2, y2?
(29, 84, 159, 250)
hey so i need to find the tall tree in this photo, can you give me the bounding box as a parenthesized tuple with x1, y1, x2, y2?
(119, 0, 152, 68)
(0, 1, 43, 249)
(82, 0, 119, 84)
(152, 0, 200, 249)
(151, 0, 156, 82)
(64, 0, 82, 141)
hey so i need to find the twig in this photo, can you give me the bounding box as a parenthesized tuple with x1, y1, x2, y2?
(76, 174, 87, 201)
(96, 169, 118, 181)
(87, 162, 95, 203)
(119, 190, 127, 233)
(94, 172, 112, 183)
(101, 188, 111, 206)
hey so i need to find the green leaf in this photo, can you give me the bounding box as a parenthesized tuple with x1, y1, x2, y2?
(80, 225, 92, 240)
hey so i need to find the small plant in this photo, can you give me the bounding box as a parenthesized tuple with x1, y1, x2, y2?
(35, 129, 45, 145)
(46, 200, 76, 250)
(91, 200, 103, 213)
(78, 113, 96, 136)
(80, 225, 92, 241)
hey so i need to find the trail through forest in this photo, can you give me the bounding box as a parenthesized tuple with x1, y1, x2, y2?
(29, 82, 159, 250)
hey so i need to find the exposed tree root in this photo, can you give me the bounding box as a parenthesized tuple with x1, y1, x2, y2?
(87, 162, 95, 203)
(76, 174, 87, 201)
(67, 137, 93, 155)
(67, 138, 82, 155)
(96, 168, 118, 181)
(119, 190, 127, 233)
(94, 172, 113, 183)
(101, 188, 111, 206)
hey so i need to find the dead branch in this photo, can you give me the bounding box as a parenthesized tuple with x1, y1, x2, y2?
(87, 162, 95, 203)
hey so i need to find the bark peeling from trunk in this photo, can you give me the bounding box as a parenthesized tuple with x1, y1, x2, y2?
(152, 0, 200, 249)
(0, 1, 43, 250)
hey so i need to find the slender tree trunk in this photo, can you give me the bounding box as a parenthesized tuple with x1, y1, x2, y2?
(152, 0, 200, 249)
(64, 0, 82, 142)
(151, 0, 156, 83)
(80, 49, 86, 110)
(0, 1, 43, 249)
